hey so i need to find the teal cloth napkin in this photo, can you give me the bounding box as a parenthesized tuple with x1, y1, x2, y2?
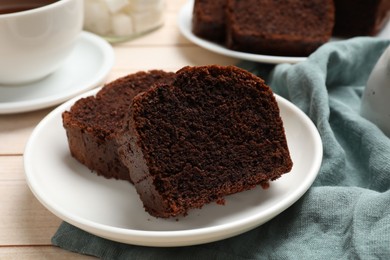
(52, 37, 390, 259)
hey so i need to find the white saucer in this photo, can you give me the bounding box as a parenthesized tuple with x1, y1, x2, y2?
(0, 31, 114, 114)
(24, 89, 322, 247)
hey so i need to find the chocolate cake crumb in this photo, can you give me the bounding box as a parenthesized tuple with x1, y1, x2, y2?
(120, 65, 293, 218)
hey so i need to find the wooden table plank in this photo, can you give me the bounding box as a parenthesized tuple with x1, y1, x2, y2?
(0, 109, 52, 155)
(0, 246, 95, 259)
(0, 157, 62, 246)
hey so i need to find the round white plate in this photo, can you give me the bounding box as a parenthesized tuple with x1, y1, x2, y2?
(178, 0, 390, 64)
(24, 89, 323, 247)
(0, 31, 114, 114)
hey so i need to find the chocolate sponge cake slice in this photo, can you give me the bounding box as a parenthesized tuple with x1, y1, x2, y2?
(192, 0, 227, 43)
(62, 70, 174, 182)
(225, 0, 335, 57)
(333, 0, 390, 37)
(119, 65, 293, 218)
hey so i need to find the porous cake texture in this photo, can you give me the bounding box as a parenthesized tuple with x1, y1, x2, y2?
(119, 65, 293, 218)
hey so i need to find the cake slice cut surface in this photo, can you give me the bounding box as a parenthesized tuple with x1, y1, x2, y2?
(225, 0, 335, 56)
(120, 65, 293, 218)
(192, 0, 227, 43)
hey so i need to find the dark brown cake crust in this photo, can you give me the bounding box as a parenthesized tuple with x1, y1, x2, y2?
(62, 70, 174, 182)
(333, 0, 390, 37)
(192, 0, 227, 43)
(120, 65, 293, 218)
(225, 0, 335, 57)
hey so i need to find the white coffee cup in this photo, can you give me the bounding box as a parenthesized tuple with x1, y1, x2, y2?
(0, 0, 83, 85)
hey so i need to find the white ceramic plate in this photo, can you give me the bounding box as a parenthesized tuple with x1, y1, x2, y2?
(24, 89, 323, 247)
(178, 0, 390, 64)
(0, 31, 114, 114)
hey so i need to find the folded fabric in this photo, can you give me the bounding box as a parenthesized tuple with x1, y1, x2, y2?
(52, 37, 390, 259)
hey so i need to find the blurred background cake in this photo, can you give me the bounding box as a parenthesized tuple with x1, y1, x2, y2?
(333, 0, 390, 37)
(192, 0, 390, 56)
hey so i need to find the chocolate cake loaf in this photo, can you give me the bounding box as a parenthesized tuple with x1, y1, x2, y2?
(333, 0, 390, 37)
(225, 0, 335, 56)
(192, 0, 226, 43)
(119, 65, 293, 218)
(62, 70, 174, 182)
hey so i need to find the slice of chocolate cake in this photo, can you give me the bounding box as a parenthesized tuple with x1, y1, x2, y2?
(192, 0, 227, 43)
(333, 0, 390, 37)
(62, 70, 174, 182)
(225, 0, 335, 57)
(119, 65, 293, 218)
